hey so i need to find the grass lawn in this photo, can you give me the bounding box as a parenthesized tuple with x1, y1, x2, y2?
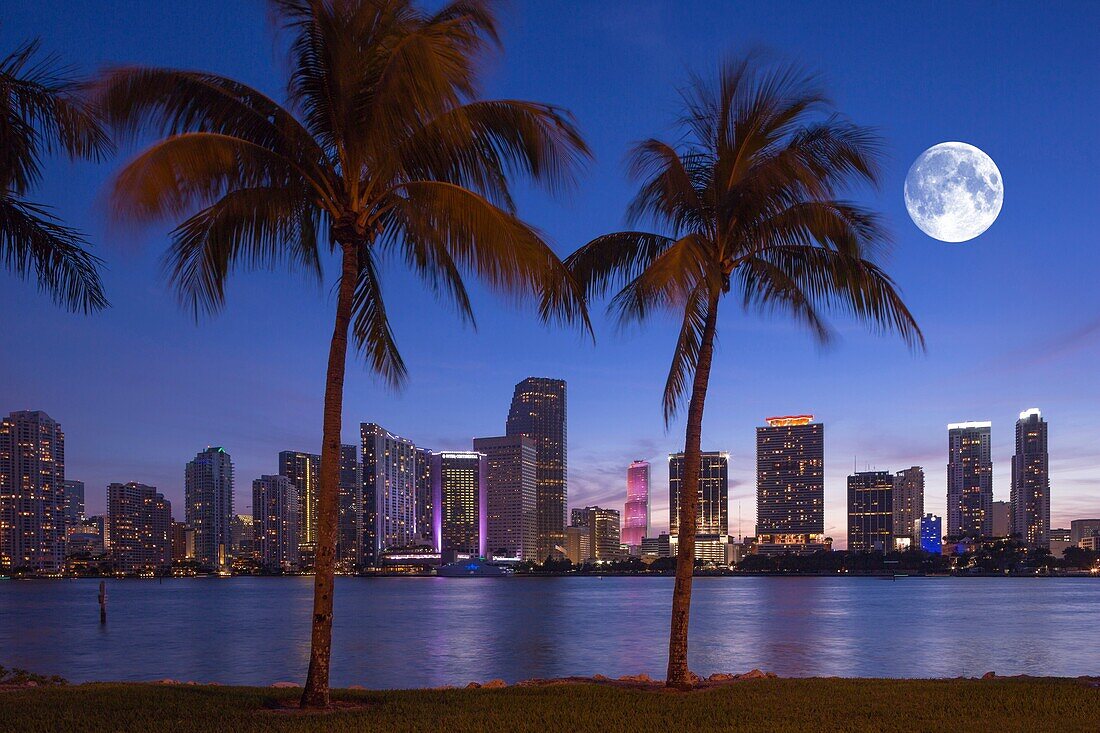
(2, 678, 1098, 733)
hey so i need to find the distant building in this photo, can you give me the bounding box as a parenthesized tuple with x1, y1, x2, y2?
(1049, 527, 1072, 559)
(0, 410, 66, 573)
(947, 422, 992, 538)
(506, 377, 567, 560)
(67, 516, 105, 557)
(563, 525, 590, 565)
(361, 423, 418, 563)
(230, 514, 255, 559)
(920, 514, 943, 554)
(337, 444, 362, 566)
(640, 534, 670, 558)
(432, 451, 487, 561)
(669, 451, 729, 536)
(622, 460, 650, 550)
(847, 471, 894, 553)
(1011, 408, 1049, 548)
(62, 479, 85, 530)
(990, 500, 1012, 538)
(1070, 519, 1100, 545)
(170, 521, 194, 562)
(107, 482, 172, 573)
(278, 451, 320, 562)
(414, 446, 434, 546)
(473, 435, 537, 562)
(755, 415, 826, 553)
(185, 446, 234, 569)
(252, 474, 299, 571)
(892, 467, 924, 548)
(571, 506, 621, 560)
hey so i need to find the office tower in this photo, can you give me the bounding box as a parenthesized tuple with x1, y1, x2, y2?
(185, 446, 234, 569)
(432, 451, 486, 560)
(892, 467, 924, 548)
(622, 460, 650, 549)
(230, 514, 255, 559)
(640, 534, 671, 558)
(278, 450, 320, 560)
(170, 521, 194, 562)
(990, 500, 1012, 538)
(571, 505, 622, 560)
(506, 377, 567, 560)
(920, 514, 942, 554)
(847, 471, 894, 553)
(107, 482, 172, 573)
(252, 474, 299, 571)
(563, 525, 590, 564)
(62, 480, 85, 530)
(67, 517, 105, 557)
(1011, 408, 1049, 548)
(669, 452, 729, 536)
(473, 435, 537, 561)
(414, 446, 434, 545)
(0, 410, 65, 573)
(337, 444, 362, 566)
(1049, 527, 1073, 557)
(947, 422, 992, 538)
(361, 423, 418, 563)
(755, 416, 826, 552)
(1070, 519, 1100, 545)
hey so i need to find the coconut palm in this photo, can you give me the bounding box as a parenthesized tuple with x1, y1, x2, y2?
(1, 40, 109, 312)
(566, 56, 923, 688)
(93, 0, 589, 708)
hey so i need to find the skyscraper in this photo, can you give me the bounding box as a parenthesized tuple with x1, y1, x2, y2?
(506, 377, 567, 560)
(361, 423, 418, 563)
(106, 482, 172, 573)
(892, 466, 924, 548)
(414, 446, 434, 545)
(472, 435, 537, 561)
(62, 479, 85, 530)
(252, 474, 299, 571)
(1011, 408, 1049, 548)
(278, 450, 320, 561)
(230, 514, 255, 559)
(622, 460, 650, 549)
(669, 451, 729, 536)
(185, 446, 234, 569)
(990, 500, 1012, 538)
(947, 422, 993, 538)
(0, 410, 65, 573)
(337, 444, 362, 566)
(847, 471, 894, 553)
(432, 451, 487, 560)
(571, 505, 622, 560)
(755, 415, 826, 552)
(920, 514, 943, 554)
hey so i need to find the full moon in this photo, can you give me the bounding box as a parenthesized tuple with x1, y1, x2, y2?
(904, 142, 1003, 242)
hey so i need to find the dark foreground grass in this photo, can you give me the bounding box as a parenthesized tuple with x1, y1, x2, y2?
(1, 678, 1098, 733)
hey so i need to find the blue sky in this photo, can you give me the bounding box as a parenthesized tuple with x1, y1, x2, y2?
(2, 1, 1099, 547)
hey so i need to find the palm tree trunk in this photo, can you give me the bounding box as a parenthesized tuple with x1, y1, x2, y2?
(301, 241, 358, 709)
(666, 289, 720, 689)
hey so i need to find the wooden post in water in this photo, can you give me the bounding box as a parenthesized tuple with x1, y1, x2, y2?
(98, 580, 107, 624)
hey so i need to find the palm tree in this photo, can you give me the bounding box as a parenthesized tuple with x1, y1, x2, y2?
(92, 0, 589, 708)
(566, 56, 923, 689)
(1, 40, 109, 312)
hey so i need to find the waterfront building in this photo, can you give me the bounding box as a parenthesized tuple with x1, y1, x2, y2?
(1070, 519, 1100, 545)
(563, 524, 591, 565)
(755, 415, 826, 553)
(170, 521, 194, 562)
(892, 467, 924, 548)
(252, 474, 299, 571)
(947, 422, 993, 538)
(990, 501, 1012, 538)
(847, 471, 894, 552)
(1049, 527, 1073, 558)
(337, 444, 363, 566)
(361, 423, 418, 563)
(669, 451, 729, 536)
(414, 446, 434, 546)
(473, 435, 537, 562)
(432, 451, 487, 561)
(506, 377, 567, 560)
(920, 514, 943, 554)
(622, 460, 650, 550)
(185, 446, 234, 569)
(570, 505, 622, 561)
(106, 482, 172, 573)
(67, 517, 105, 557)
(62, 479, 85, 530)
(230, 514, 255, 559)
(278, 450, 320, 562)
(640, 534, 670, 558)
(0, 410, 66, 573)
(1011, 408, 1050, 548)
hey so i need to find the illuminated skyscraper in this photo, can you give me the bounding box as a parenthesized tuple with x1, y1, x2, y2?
(892, 466, 924, 548)
(185, 446, 234, 569)
(669, 452, 729, 536)
(847, 471, 893, 553)
(337, 444, 362, 565)
(252, 474, 299, 571)
(506, 377, 567, 560)
(361, 423, 418, 563)
(414, 446, 434, 545)
(473, 435, 537, 561)
(622, 460, 650, 549)
(278, 450, 320, 561)
(62, 479, 85, 530)
(432, 451, 487, 561)
(920, 514, 942, 554)
(571, 505, 621, 560)
(755, 415, 826, 553)
(1011, 408, 1049, 548)
(0, 410, 65, 573)
(947, 422, 992, 538)
(107, 482, 172, 573)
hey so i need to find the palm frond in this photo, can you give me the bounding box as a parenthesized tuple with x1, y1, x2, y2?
(661, 284, 712, 424)
(352, 244, 408, 388)
(565, 230, 676, 301)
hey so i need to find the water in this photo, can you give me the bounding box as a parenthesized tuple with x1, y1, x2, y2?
(1, 576, 1097, 687)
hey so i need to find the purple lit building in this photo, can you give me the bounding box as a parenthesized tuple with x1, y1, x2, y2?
(432, 451, 488, 562)
(622, 460, 650, 550)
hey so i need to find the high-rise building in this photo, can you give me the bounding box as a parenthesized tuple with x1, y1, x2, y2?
(414, 446, 434, 545)
(361, 423, 418, 563)
(170, 521, 194, 562)
(0, 410, 66, 573)
(432, 451, 487, 561)
(755, 415, 825, 552)
(506, 377, 567, 561)
(62, 479, 85, 530)
(847, 471, 894, 553)
(570, 505, 622, 560)
(920, 514, 942, 554)
(1070, 519, 1100, 545)
(892, 467, 924, 548)
(472, 435, 537, 562)
(990, 500, 1012, 538)
(278, 450, 320, 561)
(1049, 527, 1073, 558)
(1011, 408, 1050, 548)
(947, 422, 993, 539)
(107, 482, 172, 573)
(230, 514, 255, 559)
(622, 460, 650, 550)
(669, 452, 729, 536)
(337, 444, 362, 566)
(563, 525, 590, 565)
(185, 446, 234, 569)
(252, 474, 299, 571)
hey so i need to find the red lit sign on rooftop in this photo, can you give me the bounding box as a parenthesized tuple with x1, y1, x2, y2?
(765, 415, 814, 427)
